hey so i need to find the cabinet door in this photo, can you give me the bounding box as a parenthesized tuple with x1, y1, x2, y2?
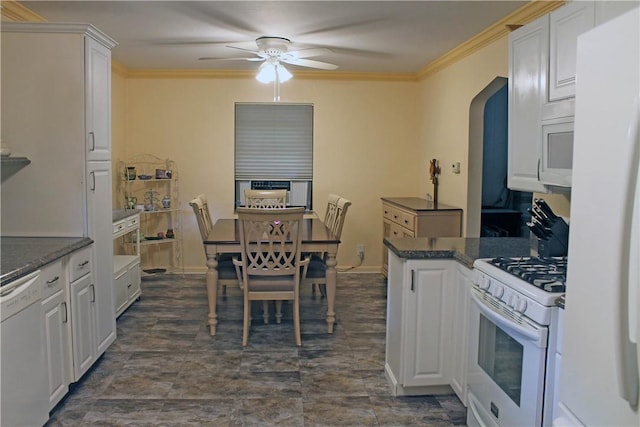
(42, 288, 70, 410)
(451, 264, 472, 405)
(114, 268, 129, 317)
(69, 273, 96, 381)
(87, 162, 116, 355)
(508, 15, 549, 193)
(128, 261, 142, 301)
(85, 37, 112, 161)
(549, 1, 595, 101)
(402, 261, 452, 387)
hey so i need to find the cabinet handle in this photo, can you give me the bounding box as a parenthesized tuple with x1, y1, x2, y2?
(537, 158, 541, 181)
(411, 269, 415, 292)
(62, 302, 68, 324)
(89, 131, 95, 151)
(90, 284, 96, 303)
(90, 171, 96, 192)
(79, 260, 90, 267)
(46, 276, 59, 286)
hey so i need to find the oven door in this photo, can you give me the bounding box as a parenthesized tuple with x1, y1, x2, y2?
(467, 287, 548, 427)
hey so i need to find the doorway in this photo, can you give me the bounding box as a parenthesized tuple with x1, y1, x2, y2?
(466, 77, 532, 237)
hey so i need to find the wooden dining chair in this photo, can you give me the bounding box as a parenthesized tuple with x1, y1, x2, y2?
(244, 189, 287, 208)
(305, 194, 352, 297)
(243, 188, 288, 322)
(232, 207, 310, 346)
(188, 194, 239, 294)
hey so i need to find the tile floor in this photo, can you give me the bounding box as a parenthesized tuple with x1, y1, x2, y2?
(46, 273, 466, 426)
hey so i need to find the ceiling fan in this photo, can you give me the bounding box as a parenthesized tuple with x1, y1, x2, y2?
(199, 36, 339, 71)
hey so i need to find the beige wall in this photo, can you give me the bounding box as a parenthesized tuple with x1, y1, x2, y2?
(416, 37, 510, 235)
(112, 35, 528, 273)
(113, 76, 420, 272)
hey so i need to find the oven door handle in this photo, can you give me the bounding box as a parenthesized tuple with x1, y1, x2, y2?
(470, 289, 547, 347)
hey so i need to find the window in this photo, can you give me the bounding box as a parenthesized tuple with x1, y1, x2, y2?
(234, 103, 313, 209)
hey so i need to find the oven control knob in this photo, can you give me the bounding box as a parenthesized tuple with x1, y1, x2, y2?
(480, 276, 491, 291)
(515, 299, 528, 314)
(492, 285, 504, 298)
(507, 294, 517, 308)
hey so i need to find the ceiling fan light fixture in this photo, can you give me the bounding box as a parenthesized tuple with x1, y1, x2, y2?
(255, 62, 276, 83)
(277, 63, 293, 83)
(255, 61, 292, 84)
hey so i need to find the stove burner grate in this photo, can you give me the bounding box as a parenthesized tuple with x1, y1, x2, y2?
(489, 256, 567, 292)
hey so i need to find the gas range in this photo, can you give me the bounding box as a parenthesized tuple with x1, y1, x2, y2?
(472, 256, 567, 325)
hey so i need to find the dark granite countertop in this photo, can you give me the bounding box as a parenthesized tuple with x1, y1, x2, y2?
(384, 236, 532, 269)
(1, 236, 93, 286)
(113, 209, 142, 223)
(381, 197, 461, 212)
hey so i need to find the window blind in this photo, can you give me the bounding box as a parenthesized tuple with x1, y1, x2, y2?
(235, 103, 313, 180)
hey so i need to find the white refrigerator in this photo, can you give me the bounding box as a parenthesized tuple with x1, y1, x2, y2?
(554, 6, 640, 427)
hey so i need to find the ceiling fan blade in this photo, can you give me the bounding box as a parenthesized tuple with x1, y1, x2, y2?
(287, 47, 333, 59)
(281, 57, 338, 70)
(199, 56, 264, 62)
(226, 45, 260, 54)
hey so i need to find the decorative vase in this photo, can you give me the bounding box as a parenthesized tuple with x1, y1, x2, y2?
(162, 195, 171, 209)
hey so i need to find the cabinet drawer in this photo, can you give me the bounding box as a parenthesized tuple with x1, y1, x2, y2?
(386, 206, 416, 231)
(127, 215, 139, 229)
(68, 246, 92, 282)
(41, 261, 64, 299)
(113, 220, 126, 235)
(389, 222, 414, 239)
(383, 204, 394, 221)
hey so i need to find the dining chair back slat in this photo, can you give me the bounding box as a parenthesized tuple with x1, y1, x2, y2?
(245, 189, 287, 209)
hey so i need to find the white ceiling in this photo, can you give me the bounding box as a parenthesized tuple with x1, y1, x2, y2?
(22, 1, 528, 74)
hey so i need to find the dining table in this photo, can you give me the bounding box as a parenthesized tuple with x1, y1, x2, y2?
(203, 217, 340, 336)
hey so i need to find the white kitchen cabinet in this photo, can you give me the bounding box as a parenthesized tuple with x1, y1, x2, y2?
(1, 23, 117, 365)
(385, 253, 455, 396)
(41, 260, 71, 411)
(507, 14, 549, 194)
(548, 1, 595, 102)
(450, 263, 472, 406)
(66, 244, 103, 382)
(69, 271, 96, 381)
(113, 212, 141, 317)
(85, 36, 112, 161)
(87, 161, 117, 355)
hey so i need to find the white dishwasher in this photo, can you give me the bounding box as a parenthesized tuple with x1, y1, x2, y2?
(1, 270, 49, 427)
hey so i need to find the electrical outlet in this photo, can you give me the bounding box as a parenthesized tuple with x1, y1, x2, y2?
(356, 244, 365, 260)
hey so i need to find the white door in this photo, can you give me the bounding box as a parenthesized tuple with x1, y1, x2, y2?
(85, 36, 112, 161)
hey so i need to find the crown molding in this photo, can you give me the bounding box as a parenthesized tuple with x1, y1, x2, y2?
(1, 0, 46, 22)
(122, 68, 416, 82)
(416, 0, 565, 80)
(6, 0, 565, 83)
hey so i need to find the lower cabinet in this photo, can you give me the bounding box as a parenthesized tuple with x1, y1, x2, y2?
(114, 258, 141, 317)
(41, 260, 70, 411)
(384, 252, 470, 405)
(385, 254, 455, 396)
(451, 263, 472, 406)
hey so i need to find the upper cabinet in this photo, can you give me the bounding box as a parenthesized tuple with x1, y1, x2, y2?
(86, 37, 112, 161)
(507, 14, 549, 193)
(508, 1, 637, 191)
(548, 1, 595, 103)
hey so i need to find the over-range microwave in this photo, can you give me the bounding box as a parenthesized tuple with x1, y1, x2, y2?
(235, 179, 312, 210)
(539, 116, 574, 187)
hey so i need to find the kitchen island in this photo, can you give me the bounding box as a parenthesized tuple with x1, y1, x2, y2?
(384, 236, 531, 267)
(382, 236, 531, 403)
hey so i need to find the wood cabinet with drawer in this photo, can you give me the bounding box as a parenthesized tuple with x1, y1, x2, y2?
(381, 197, 462, 276)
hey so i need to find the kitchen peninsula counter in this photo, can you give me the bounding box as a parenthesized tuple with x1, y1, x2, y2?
(383, 236, 531, 269)
(1, 236, 93, 285)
